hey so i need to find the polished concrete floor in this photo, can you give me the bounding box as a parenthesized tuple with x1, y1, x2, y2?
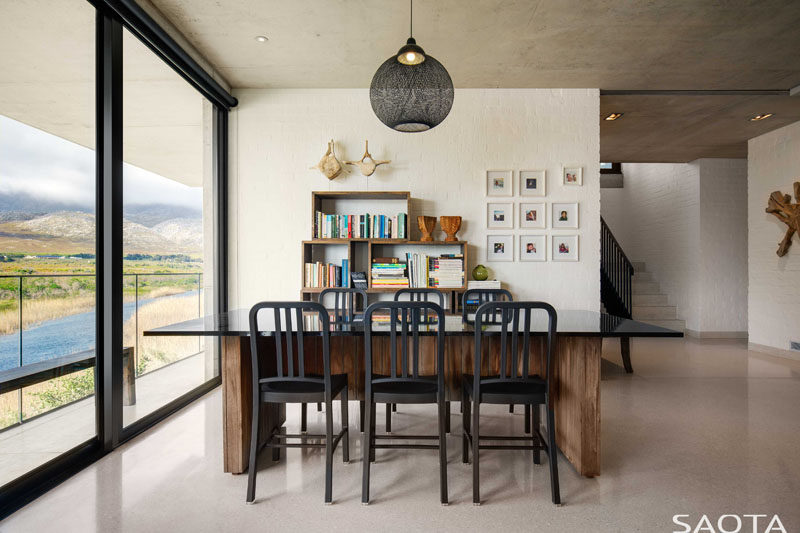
(3, 338, 800, 532)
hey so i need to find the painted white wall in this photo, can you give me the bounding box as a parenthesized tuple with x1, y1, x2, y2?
(228, 88, 600, 311)
(601, 159, 747, 334)
(747, 120, 800, 357)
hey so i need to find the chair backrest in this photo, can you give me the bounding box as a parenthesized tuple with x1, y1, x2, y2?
(319, 287, 368, 323)
(249, 301, 331, 389)
(461, 288, 513, 324)
(394, 288, 444, 324)
(472, 301, 557, 398)
(363, 301, 446, 392)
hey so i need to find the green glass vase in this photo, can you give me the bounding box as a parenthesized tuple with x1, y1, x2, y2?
(472, 264, 489, 281)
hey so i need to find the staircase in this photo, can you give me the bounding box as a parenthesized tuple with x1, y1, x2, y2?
(631, 260, 686, 331)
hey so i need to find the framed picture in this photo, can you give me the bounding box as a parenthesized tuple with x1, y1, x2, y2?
(552, 235, 579, 261)
(486, 170, 513, 197)
(487, 202, 513, 229)
(520, 234, 546, 262)
(551, 202, 579, 229)
(563, 166, 583, 186)
(520, 202, 546, 229)
(520, 170, 546, 196)
(487, 234, 513, 262)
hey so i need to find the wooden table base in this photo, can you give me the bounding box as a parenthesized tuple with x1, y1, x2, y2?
(221, 334, 601, 477)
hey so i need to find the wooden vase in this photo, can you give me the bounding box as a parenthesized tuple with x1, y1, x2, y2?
(418, 216, 436, 242)
(440, 216, 462, 242)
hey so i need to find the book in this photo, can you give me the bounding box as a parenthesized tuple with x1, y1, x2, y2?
(314, 210, 408, 239)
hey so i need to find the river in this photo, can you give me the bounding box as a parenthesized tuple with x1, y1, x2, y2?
(0, 290, 199, 372)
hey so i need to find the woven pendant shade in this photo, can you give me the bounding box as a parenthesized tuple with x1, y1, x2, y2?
(370, 53, 454, 132)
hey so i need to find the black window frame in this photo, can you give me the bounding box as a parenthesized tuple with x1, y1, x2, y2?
(0, 0, 235, 518)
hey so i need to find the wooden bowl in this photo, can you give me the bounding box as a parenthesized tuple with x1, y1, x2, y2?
(417, 216, 437, 242)
(440, 216, 462, 242)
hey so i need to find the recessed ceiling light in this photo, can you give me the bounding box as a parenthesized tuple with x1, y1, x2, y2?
(750, 113, 773, 121)
(604, 113, 624, 121)
(254, 35, 268, 43)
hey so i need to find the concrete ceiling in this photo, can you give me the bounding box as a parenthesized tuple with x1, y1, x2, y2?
(0, 0, 204, 187)
(148, 0, 800, 162)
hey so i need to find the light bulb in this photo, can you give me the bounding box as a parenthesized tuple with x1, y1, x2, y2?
(406, 52, 416, 62)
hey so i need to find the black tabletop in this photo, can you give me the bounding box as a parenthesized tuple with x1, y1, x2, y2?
(143, 308, 683, 338)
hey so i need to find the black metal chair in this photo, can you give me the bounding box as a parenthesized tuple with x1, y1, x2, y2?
(362, 300, 448, 505)
(391, 288, 448, 432)
(461, 289, 526, 426)
(305, 288, 367, 432)
(462, 301, 560, 505)
(246, 302, 349, 505)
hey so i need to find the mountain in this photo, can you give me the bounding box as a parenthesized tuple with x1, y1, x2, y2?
(124, 204, 202, 228)
(152, 218, 203, 248)
(0, 211, 202, 254)
(0, 191, 90, 216)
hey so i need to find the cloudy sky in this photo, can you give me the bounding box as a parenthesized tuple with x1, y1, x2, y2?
(0, 115, 202, 210)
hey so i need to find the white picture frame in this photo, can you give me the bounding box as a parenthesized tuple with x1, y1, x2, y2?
(520, 234, 546, 262)
(487, 234, 513, 262)
(552, 202, 579, 229)
(520, 202, 546, 229)
(487, 202, 513, 229)
(520, 169, 546, 196)
(552, 234, 579, 262)
(486, 170, 513, 197)
(562, 166, 583, 186)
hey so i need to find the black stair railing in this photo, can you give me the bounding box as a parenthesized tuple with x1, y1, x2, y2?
(600, 217, 634, 318)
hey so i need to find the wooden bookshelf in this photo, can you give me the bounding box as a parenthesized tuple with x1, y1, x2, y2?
(302, 192, 467, 304)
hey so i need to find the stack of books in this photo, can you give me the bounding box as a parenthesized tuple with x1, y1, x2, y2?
(304, 259, 349, 288)
(314, 211, 408, 239)
(429, 254, 464, 288)
(467, 280, 501, 290)
(405, 253, 464, 289)
(371, 257, 408, 288)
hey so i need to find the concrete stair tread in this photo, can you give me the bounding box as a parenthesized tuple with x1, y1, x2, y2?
(632, 281, 660, 294)
(633, 294, 668, 305)
(636, 318, 685, 331)
(633, 271, 654, 281)
(633, 305, 677, 320)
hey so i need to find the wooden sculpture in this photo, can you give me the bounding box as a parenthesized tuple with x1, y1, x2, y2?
(765, 181, 800, 257)
(311, 140, 345, 180)
(344, 140, 390, 176)
(439, 216, 462, 242)
(418, 216, 436, 241)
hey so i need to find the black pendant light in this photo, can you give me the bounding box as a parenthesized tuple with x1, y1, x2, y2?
(370, 0, 454, 132)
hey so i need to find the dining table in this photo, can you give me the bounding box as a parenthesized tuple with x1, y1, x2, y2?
(144, 309, 682, 478)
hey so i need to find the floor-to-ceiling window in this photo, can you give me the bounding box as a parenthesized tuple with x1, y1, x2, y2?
(0, 0, 97, 488)
(0, 0, 232, 518)
(120, 27, 218, 426)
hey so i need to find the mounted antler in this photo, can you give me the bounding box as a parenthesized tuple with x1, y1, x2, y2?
(765, 181, 800, 256)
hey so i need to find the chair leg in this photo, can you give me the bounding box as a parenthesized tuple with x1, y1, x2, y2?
(472, 401, 481, 505)
(272, 425, 283, 461)
(462, 391, 471, 464)
(370, 402, 377, 463)
(438, 397, 449, 505)
(546, 405, 561, 505)
(317, 402, 323, 412)
(246, 400, 261, 503)
(445, 401, 451, 433)
(301, 403, 308, 433)
(341, 387, 350, 463)
(621, 336, 633, 374)
(509, 404, 514, 413)
(385, 402, 392, 433)
(533, 405, 541, 465)
(324, 397, 334, 504)
(392, 403, 397, 412)
(524, 404, 531, 433)
(359, 400, 365, 433)
(361, 399, 372, 504)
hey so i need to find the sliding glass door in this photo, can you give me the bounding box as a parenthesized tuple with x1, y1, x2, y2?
(0, 0, 97, 488)
(120, 27, 218, 427)
(0, 0, 232, 518)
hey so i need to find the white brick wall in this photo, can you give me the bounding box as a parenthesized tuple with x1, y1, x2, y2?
(228, 89, 601, 311)
(601, 159, 747, 334)
(748, 120, 800, 353)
